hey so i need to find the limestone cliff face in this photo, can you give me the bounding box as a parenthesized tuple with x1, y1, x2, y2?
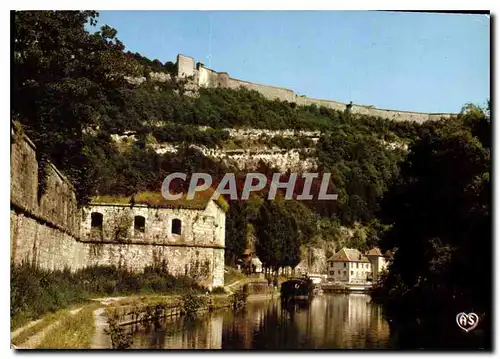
(124, 71, 172, 85)
(112, 126, 407, 172)
(153, 144, 317, 172)
(220, 128, 320, 142)
(111, 127, 321, 171)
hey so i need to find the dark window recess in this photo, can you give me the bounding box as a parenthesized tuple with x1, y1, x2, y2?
(172, 219, 182, 235)
(91, 212, 103, 230)
(134, 216, 145, 233)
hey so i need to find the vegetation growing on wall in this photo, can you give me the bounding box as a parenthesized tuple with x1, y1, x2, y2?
(180, 292, 210, 317)
(105, 313, 133, 349)
(92, 189, 229, 212)
(108, 211, 133, 242)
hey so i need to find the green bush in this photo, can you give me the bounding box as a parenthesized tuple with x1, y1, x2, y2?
(180, 292, 209, 317)
(151, 123, 229, 147)
(10, 262, 204, 329)
(230, 288, 248, 310)
(210, 286, 226, 294)
(105, 313, 133, 349)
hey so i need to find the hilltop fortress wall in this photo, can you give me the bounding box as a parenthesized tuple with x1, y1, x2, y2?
(177, 54, 454, 123)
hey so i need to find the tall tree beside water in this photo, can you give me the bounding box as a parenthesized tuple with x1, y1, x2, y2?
(373, 102, 491, 349)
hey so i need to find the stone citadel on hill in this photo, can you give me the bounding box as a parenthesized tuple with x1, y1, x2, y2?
(176, 54, 456, 124)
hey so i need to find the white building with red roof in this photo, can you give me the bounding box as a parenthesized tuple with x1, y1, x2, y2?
(326, 248, 372, 284)
(327, 247, 388, 284)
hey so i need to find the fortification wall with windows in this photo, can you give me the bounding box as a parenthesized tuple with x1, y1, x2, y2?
(10, 127, 225, 288)
(81, 202, 225, 288)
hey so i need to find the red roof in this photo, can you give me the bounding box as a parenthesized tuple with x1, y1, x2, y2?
(328, 248, 370, 263)
(366, 247, 383, 256)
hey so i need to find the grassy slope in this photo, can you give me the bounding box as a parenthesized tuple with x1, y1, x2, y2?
(35, 303, 102, 349)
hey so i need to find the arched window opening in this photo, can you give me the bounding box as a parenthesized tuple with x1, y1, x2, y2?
(172, 218, 182, 235)
(91, 212, 103, 231)
(134, 216, 145, 233)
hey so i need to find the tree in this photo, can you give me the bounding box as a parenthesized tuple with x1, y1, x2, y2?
(254, 200, 301, 277)
(225, 201, 248, 266)
(13, 11, 141, 204)
(375, 103, 491, 346)
(315, 128, 403, 225)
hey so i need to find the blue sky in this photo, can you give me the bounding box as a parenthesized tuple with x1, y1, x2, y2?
(92, 11, 490, 113)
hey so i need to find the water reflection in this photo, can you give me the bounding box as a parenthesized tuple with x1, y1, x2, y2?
(130, 293, 392, 349)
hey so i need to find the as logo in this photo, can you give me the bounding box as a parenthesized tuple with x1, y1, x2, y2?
(456, 312, 479, 332)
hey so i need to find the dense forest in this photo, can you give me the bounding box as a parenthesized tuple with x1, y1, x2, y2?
(12, 11, 491, 346)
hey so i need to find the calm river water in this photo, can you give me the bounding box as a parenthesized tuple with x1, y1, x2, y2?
(128, 293, 395, 349)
